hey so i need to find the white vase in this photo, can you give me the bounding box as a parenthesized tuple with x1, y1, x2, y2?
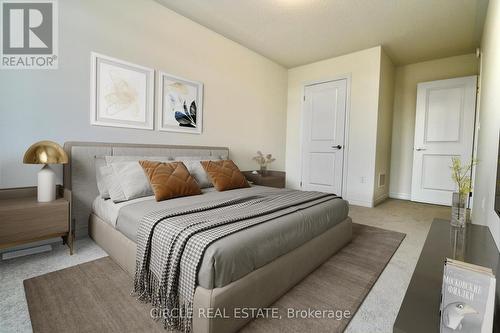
(38, 164, 56, 202)
(260, 165, 268, 176)
(451, 192, 467, 227)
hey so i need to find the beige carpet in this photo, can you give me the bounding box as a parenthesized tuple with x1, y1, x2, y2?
(24, 223, 405, 333)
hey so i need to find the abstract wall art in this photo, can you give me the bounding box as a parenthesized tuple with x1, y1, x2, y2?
(90, 52, 154, 130)
(157, 71, 203, 134)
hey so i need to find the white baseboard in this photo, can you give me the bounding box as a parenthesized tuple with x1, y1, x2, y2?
(389, 192, 411, 200)
(347, 198, 373, 208)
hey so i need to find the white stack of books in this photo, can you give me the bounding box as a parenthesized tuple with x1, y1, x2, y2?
(440, 258, 496, 333)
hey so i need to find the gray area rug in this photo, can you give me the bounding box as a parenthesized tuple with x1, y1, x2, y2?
(24, 223, 405, 333)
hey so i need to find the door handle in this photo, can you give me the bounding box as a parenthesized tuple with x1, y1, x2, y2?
(332, 145, 342, 149)
(415, 147, 427, 151)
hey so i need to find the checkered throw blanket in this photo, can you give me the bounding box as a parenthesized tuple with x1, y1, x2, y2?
(133, 190, 338, 332)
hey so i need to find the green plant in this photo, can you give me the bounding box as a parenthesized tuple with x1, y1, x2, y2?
(450, 157, 477, 196)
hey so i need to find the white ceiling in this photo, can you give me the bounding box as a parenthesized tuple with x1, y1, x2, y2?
(156, 0, 488, 68)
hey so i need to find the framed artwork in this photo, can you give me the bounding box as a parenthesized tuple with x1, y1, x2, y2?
(90, 52, 154, 130)
(157, 71, 203, 134)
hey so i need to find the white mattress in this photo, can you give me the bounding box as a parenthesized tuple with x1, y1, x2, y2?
(92, 195, 154, 227)
(91, 187, 218, 227)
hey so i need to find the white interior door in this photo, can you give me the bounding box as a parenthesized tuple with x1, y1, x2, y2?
(411, 76, 477, 206)
(301, 79, 347, 195)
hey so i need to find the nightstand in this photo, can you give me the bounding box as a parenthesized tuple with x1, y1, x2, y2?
(242, 171, 286, 188)
(0, 186, 73, 254)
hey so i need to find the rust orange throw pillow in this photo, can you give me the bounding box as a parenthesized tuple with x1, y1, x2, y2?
(139, 161, 201, 201)
(201, 160, 250, 191)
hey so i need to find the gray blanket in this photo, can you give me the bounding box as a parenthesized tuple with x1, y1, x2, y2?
(133, 190, 338, 332)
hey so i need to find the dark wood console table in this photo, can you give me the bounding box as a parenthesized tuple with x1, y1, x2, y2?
(242, 171, 286, 188)
(394, 219, 500, 333)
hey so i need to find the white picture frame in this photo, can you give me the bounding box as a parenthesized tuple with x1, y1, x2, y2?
(157, 71, 203, 134)
(90, 52, 154, 130)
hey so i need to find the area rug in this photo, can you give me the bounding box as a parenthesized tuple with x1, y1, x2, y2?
(24, 223, 405, 333)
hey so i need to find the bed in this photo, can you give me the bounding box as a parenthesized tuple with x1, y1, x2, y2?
(63, 141, 352, 333)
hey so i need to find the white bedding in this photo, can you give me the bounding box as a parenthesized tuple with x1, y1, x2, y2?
(92, 195, 154, 227)
(91, 187, 218, 227)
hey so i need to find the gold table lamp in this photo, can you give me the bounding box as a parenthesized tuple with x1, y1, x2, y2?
(23, 141, 68, 202)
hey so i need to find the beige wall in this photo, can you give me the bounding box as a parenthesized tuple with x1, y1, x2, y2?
(0, 0, 288, 189)
(389, 54, 479, 199)
(472, 0, 500, 249)
(286, 46, 382, 207)
(374, 49, 395, 204)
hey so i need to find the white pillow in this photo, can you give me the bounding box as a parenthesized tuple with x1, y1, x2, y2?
(95, 157, 110, 199)
(174, 157, 214, 188)
(100, 165, 120, 201)
(98, 156, 168, 202)
(103, 160, 168, 203)
(114, 162, 152, 202)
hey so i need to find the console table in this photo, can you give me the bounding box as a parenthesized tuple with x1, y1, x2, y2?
(242, 171, 286, 188)
(394, 219, 500, 332)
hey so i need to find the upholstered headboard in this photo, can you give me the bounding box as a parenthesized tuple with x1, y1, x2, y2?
(63, 141, 229, 238)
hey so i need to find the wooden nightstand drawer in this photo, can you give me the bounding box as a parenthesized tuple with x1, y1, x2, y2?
(0, 193, 71, 250)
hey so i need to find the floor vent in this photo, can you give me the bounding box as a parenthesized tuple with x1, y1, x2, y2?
(1, 245, 52, 260)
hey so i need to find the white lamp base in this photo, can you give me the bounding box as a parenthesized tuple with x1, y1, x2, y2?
(38, 164, 56, 202)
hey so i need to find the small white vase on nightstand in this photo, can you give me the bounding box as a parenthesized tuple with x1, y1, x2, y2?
(37, 164, 56, 202)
